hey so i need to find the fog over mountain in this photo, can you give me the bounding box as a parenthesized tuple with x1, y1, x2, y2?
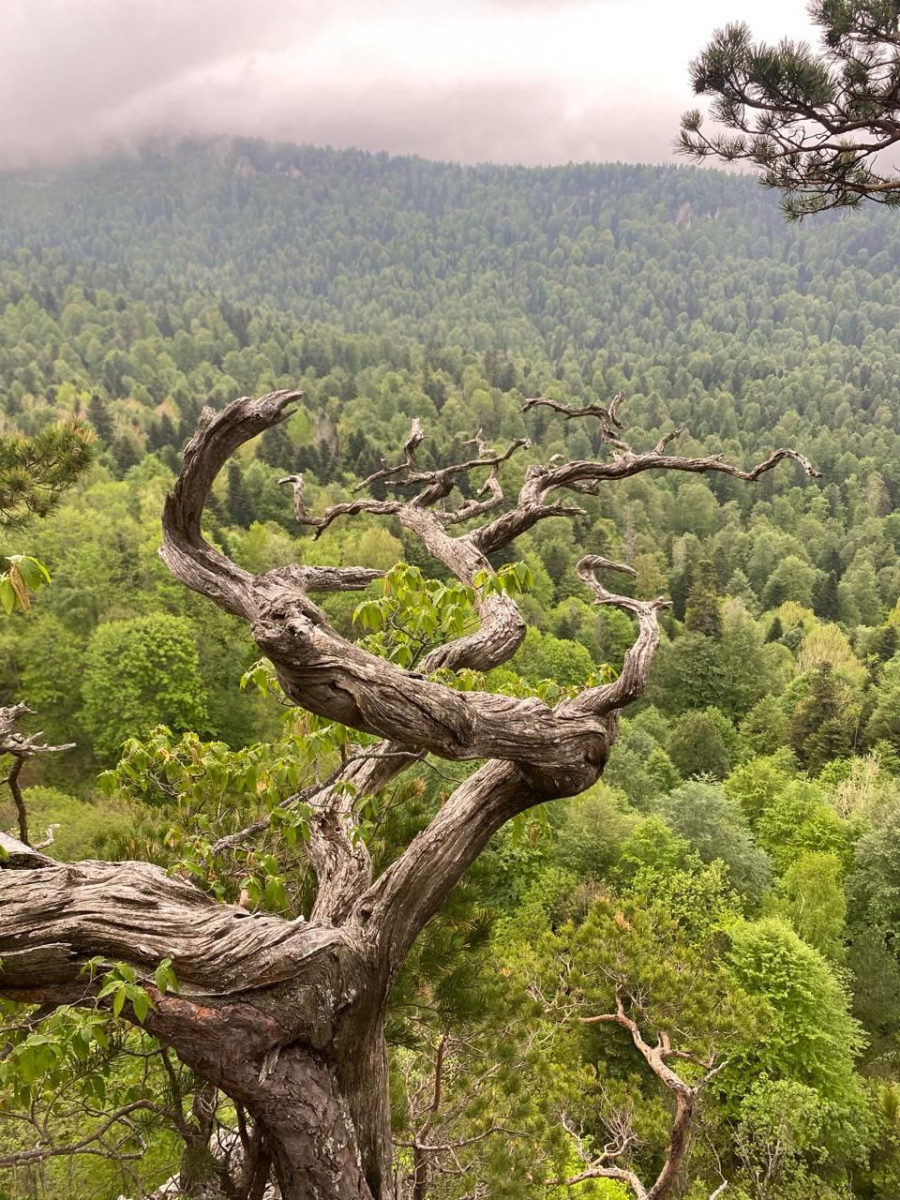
(2, 0, 815, 169)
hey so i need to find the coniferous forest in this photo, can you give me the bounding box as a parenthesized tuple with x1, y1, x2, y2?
(3, 137, 900, 1199)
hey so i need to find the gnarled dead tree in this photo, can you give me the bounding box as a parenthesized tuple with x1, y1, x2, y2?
(0, 390, 817, 1200)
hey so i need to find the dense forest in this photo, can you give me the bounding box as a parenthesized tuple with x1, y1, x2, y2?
(3, 139, 900, 1199)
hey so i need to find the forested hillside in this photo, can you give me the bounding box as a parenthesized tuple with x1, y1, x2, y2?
(3, 140, 900, 1198)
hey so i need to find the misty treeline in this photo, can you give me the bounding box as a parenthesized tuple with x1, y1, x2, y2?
(1, 144, 900, 1198)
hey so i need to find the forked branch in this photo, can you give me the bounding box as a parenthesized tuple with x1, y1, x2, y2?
(565, 984, 725, 1200)
(353, 421, 530, 512)
(472, 420, 818, 555)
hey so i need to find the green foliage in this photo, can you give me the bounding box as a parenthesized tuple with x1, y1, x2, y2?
(91, 959, 171, 1023)
(0, 785, 133, 861)
(769, 851, 848, 961)
(789, 665, 858, 774)
(727, 918, 865, 1100)
(666, 707, 735, 780)
(603, 719, 681, 808)
(81, 614, 210, 761)
(734, 1078, 834, 1199)
(353, 562, 478, 668)
(511, 625, 596, 690)
(552, 783, 638, 882)
(657, 780, 771, 903)
(847, 805, 900, 951)
(755, 779, 857, 875)
(684, 560, 722, 637)
(0, 1005, 114, 1110)
(0, 424, 93, 529)
(352, 560, 533, 678)
(0, 553, 50, 614)
(102, 725, 328, 905)
(725, 750, 797, 825)
(0, 142, 898, 1196)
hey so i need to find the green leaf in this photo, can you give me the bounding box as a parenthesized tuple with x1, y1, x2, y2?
(131, 989, 151, 1023)
(264, 876, 287, 911)
(154, 957, 178, 995)
(16, 556, 50, 590)
(0, 577, 16, 614)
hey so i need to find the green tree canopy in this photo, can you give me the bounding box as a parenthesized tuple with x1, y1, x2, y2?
(80, 614, 209, 761)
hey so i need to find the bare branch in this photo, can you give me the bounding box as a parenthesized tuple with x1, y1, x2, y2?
(161, 390, 304, 618)
(278, 472, 307, 522)
(653, 428, 684, 454)
(572, 986, 721, 1200)
(352, 419, 530, 511)
(538, 443, 819, 497)
(472, 436, 819, 557)
(0, 830, 55, 868)
(0, 703, 75, 846)
(355, 418, 429, 491)
(0, 1100, 157, 1169)
(441, 465, 505, 527)
(557, 557, 670, 719)
(0, 853, 352, 1016)
(523, 391, 632, 454)
(299, 498, 403, 539)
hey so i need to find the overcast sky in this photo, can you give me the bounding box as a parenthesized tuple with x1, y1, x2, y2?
(0, 0, 818, 170)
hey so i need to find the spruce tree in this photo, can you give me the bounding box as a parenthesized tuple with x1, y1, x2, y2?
(226, 462, 254, 527)
(814, 571, 841, 622)
(766, 616, 784, 644)
(790, 665, 854, 772)
(87, 393, 114, 443)
(113, 434, 141, 475)
(684, 560, 722, 639)
(258, 423, 295, 470)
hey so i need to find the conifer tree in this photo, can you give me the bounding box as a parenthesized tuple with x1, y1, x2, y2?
(790, 664, 855, 772)
(257, 422, 294, 470)
(87, 393, 114, 443)
(0, 424, 93, 529)
(681, 2, 900, 217)
(814, 570, 841, 621)
(684, 558, 723, 638)
(226, 461, 254, 527)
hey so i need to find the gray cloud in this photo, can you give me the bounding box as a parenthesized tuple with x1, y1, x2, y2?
(0, 0, 817, 169)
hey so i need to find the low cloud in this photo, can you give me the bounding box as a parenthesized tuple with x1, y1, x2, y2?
(0, 0, 817, 169)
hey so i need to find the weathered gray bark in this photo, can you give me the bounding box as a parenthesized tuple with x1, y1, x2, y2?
(0, 390, 817, 1198)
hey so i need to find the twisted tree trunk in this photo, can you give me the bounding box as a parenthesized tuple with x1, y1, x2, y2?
(0, 391, 817, 1198)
